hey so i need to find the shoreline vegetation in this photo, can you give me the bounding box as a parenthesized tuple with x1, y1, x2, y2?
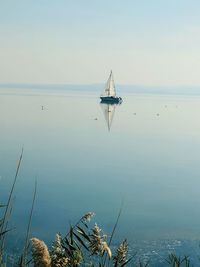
(0, 153, 196, 266)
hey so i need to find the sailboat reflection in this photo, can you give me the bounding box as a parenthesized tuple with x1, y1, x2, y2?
(100, 103, 121, 131)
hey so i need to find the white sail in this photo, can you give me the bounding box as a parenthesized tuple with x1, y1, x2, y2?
(102, 71, 116, 97)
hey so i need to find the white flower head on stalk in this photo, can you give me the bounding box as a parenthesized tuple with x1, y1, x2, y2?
(81, 212, 95, 223)
(51, 234, 69, 267)
(113, 239, 128, 264)
(89, 223, 109, 256)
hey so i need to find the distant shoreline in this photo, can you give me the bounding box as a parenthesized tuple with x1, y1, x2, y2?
(1, 83, 200, 96)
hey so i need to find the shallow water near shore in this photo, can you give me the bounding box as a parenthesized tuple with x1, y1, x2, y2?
(1, 86, 200, 264)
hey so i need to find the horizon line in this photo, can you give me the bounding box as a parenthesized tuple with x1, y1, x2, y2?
(1, 82, 200, 89)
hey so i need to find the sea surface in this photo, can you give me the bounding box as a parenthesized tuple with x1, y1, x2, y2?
(1, 86, 200, 265)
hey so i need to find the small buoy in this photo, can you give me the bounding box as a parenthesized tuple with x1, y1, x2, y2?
(156, 113, 159, 116)
(94, 118, 98, 120)
(134, 113, 136, 115)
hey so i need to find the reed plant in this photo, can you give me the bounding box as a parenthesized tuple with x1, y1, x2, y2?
(166, 254, 191, 267)
(0, 202, 196, 267)
(30, 214, 194, 267)
(30, 211, 134, 267)
(0, 151, 196, 267)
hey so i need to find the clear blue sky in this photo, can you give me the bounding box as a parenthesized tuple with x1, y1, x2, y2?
(1, 0, 200, 85)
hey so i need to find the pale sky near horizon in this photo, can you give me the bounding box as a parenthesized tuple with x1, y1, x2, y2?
(1, 0, 200, 86)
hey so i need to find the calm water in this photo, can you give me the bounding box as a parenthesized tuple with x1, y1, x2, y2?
(1, 87, 200, 264)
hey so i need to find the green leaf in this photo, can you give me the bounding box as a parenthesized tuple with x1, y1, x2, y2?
(73, 232, 89, 251)
(81, 221, 89, 228)
(0, 229, 10, 237)
(70, 226, 74, 245)
(77, 226, 91, 242)
(120, 257, 133, 267)
(73, 239, 81, 250)
(64, 237, 76, 251)
(18, 255, 23, 267)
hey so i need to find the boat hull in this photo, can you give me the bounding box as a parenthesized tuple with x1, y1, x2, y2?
(100, 96, 122, 104)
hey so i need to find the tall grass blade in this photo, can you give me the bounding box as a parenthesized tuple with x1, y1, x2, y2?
(0, 148, 23, 257)
(23, 180, 37, 267)
(108, 201, 123, 247)
(1, 200, 14, 252)
(103, 202, 123, 266)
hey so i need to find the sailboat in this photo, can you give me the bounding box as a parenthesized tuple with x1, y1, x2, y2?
(100, 71, 122, 104)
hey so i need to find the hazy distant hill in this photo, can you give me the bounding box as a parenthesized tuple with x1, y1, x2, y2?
(1, 83, 200, 96)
